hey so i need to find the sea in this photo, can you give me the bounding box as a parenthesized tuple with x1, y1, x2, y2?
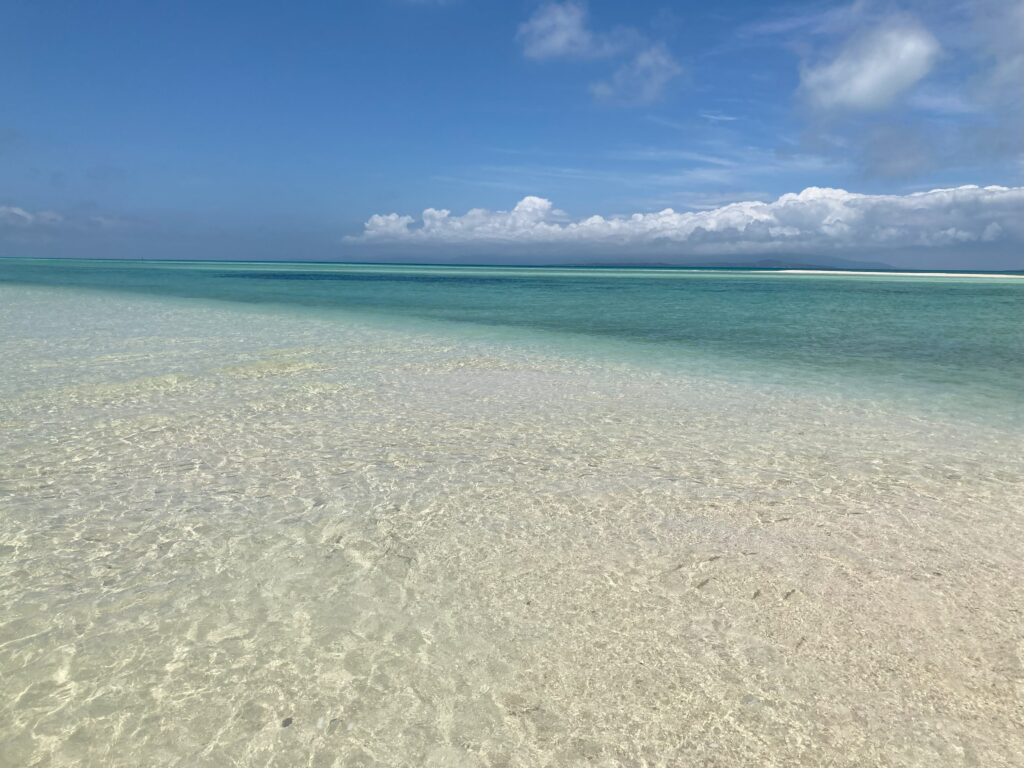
(1, 258, 1022, 766)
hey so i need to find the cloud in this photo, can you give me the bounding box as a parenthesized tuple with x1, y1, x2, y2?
(590, 45, 682, 105)
(970, 0, 1024, 161)
(364, 196, 569, 243)
(517, 2, 679, 105)
(0, 205, 63, 227)
(778, 3, 1024, 178)
(351, 185, 1024, 258)
(699, 111, 737, 122)
(741, 2, 869, 39)
(975, 0, 1024, 100)
(0, 204, 137, 237)
(517, 1, 624, 59)
(801, 18, 940, 110)
(0, 206, 36, 226)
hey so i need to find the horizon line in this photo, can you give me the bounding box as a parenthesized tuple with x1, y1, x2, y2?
(3, 255, 1024, 278)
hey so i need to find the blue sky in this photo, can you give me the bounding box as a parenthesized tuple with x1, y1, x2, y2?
(2, 0, 1023, 267)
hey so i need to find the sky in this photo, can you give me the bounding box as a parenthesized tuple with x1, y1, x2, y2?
(1, 0, 1023, 268)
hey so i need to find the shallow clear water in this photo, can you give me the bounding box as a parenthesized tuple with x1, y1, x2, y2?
(2, 259, 1022, 424)
(1, 261, 1023, 767)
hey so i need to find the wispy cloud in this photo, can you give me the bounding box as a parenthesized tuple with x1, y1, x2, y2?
(741, 1, 869, 39)
(699, 111, 737, 122)
(972, 0, 1024, 108)
(518, 2, 681, 105)
(0, 205, 63, 227)
(0, 203, 140, 235)
(609, 148, 737, 166)
(436, 137, 848, 211)
(908, 88, 980, 115)
(590, 44, 682, 106)
(437, 140, 845, 201)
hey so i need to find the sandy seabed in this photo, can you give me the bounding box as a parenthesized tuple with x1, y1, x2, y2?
(1, 285, 1023, 767)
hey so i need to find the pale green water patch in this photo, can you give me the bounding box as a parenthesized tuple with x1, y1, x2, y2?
(2, 258, 1022, 426)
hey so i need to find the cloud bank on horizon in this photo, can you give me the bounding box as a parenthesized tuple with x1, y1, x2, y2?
(352, 185, 1024, 263)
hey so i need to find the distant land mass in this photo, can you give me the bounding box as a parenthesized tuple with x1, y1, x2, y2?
(568, 255, 896, 270)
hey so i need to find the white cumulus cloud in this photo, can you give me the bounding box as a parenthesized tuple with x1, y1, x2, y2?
(802, 19, 940, 110)
(351, 185, 1024, 257)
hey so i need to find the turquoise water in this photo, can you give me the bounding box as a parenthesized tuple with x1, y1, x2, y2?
(2, 258, 1022, 422)
(4, 260, 1024, 765)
